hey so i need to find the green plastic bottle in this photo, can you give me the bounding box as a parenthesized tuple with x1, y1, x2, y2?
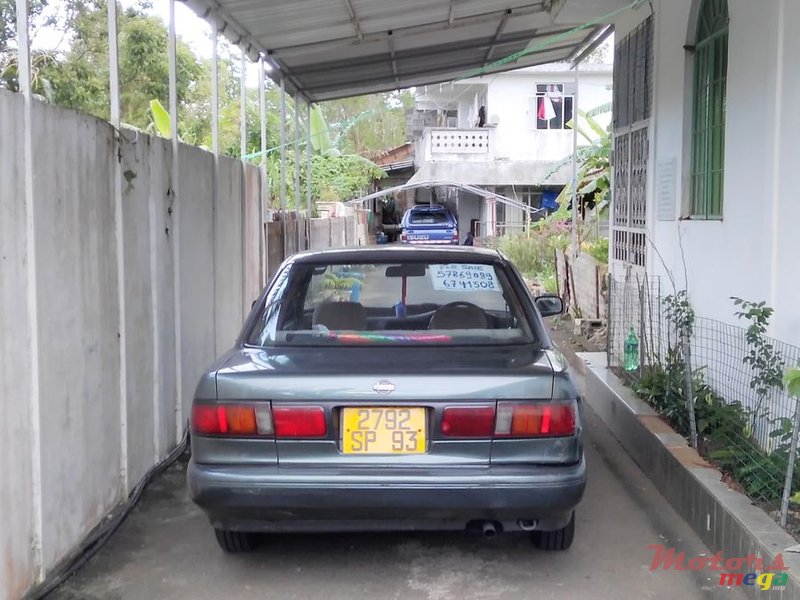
(624, 327, 639, 372)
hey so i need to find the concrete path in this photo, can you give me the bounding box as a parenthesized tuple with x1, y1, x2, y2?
(51, 371, 746, 600)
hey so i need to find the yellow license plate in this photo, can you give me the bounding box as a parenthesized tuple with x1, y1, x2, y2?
(341, 407, 426, 454)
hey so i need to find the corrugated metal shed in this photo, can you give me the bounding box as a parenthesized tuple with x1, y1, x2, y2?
(183, 0, 630, 101)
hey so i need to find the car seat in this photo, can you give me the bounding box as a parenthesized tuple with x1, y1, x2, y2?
(312, 301, 368, 331)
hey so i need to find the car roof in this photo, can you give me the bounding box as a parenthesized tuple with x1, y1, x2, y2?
(291, 245, 504, 265)
(408, 204, 448, 212)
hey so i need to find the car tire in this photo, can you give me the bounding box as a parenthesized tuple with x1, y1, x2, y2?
(530, 512, 575, 551)
(214, 529, 257, 553)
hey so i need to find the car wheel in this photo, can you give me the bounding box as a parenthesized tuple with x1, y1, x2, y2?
(214, 528, 258, 553)
(530, 512, 575, 551)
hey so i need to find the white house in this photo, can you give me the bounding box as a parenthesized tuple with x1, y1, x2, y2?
(407, 63, 613, 241)
(608, 0, 800, 347)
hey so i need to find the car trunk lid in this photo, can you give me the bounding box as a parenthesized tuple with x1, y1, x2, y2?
(215, 346, 557, 467)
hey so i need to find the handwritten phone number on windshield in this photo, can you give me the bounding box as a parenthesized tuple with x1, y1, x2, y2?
(437, 270, 494, 280)
(440, 279, 497, 290)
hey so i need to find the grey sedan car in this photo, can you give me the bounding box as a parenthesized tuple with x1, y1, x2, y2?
(188, 246, 586, 552)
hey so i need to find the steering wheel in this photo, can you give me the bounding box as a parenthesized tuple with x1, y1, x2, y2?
(437, 301, 483, 311)
(429, 301, 488, 330)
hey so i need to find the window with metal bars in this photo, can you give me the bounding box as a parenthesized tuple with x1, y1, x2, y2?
(535, 84, 575, 130)
(690, 0, 729, 219)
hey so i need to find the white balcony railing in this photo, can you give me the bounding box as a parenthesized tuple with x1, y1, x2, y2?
(421, 127, 495, 161)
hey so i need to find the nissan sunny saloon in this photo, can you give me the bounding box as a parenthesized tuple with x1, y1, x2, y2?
(188, 246, 586, 553)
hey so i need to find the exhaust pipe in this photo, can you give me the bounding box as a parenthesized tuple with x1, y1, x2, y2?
(517, 519, 537, 531)
(481, 521, 499, 537)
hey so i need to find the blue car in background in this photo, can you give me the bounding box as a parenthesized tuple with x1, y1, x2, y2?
(400, 204, 459, 245)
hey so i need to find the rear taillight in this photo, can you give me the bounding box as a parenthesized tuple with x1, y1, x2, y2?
(452, 230, 459, 241)
(495, 402, 576, 437)
(192, 404, 273, 436)
(272, 406, 327, 438)
(401, 232, 408, 242)
(441, 406, 496, 437)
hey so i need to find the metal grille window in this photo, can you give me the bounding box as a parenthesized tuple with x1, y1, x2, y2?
(612, 125, 649, 268)
(535, 84, 574, 130)
(611, 17, 653, 269)
(690, 0, 729, 219)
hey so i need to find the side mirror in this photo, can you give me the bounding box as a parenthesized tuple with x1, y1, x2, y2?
(535, 294, 564, 317)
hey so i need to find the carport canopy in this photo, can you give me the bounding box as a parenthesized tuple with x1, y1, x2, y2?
(183, 0, 635, 102)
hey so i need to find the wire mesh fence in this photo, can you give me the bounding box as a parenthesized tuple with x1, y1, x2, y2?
(608, 275, 800, 534)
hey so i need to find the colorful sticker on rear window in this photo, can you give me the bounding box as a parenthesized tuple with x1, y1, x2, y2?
(429, 264, 498, 291)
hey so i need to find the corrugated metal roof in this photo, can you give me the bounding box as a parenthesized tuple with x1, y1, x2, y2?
(184, 0, 631, 102)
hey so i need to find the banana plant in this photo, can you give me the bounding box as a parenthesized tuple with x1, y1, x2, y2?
(146, 99, 172, 138)
(309, 104, 337, 156)
(782, 366, 800, 509)
(543, 106, 612, 211)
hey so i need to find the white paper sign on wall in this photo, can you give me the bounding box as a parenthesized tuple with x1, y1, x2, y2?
(657, 158, 677, 221)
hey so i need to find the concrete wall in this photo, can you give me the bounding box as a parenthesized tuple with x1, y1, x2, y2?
(0, 89, 37, 600)
(613, 0, 800, 346)
(556, 250, 608, 320)
(0, 90, 265, 600)
(32, 102, 122, 574)
(456, 193, 482, 241)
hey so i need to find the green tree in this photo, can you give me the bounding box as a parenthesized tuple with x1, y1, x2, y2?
(36, 2, 204, 128)
(322, 90, 414, 154)
(0, 0, 98, 96)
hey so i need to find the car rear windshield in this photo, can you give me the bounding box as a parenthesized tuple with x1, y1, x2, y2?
(247, 261, 535, 347)
(409, 211, 450, 225)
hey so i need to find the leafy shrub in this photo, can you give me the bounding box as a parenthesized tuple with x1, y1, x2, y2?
(581, 237, 608, 264)
(632, 348, 797, 504)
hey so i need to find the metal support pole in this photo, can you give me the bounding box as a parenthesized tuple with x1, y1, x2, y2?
(306, 101, 313, 248)
(280, 78, 288, 256)
(209, 18, 219, 358)
(239, 50, 248, 318)
(108, 0, 129, 487)
(17, 0, 45, 580)
(259, 57, 267, 283)
(570, 62, 580, 259)
(294, 97, 302, 249)
(781, 397, 800, 528)
(240, 51, 247, 160)
(211, 25, 219, 155)
(168, 0, 183, 440)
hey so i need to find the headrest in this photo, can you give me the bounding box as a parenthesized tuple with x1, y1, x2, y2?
(312, 301, 367, 331)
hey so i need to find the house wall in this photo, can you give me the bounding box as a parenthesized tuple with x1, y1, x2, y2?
(613, 0, 800, 346)
(484, 68, 613, 162)
(455, 192, 482, 240)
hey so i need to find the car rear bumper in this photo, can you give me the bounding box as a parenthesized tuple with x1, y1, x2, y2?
(188, 457, 586, 533)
